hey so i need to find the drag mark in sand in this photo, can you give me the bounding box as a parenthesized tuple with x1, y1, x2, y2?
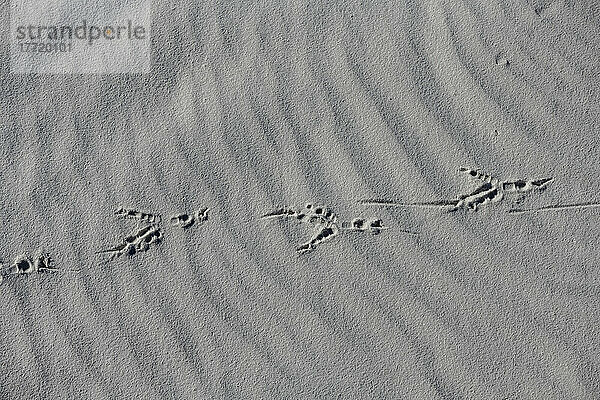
(362, 167, 554, 213)
(509, 202, 600, 214)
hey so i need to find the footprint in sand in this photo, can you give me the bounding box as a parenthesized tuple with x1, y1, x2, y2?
(96, 224, 163, 260)
(115, 207, 161, 223)
(362, 167, 554, 213)
(0, 252, 77, 284)
(99, 206, 209, 261)
(261, 203, 408, 254)
(170, 208, 210, 229)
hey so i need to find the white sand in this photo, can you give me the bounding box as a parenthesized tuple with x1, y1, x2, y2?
(1, 1, 599, 398)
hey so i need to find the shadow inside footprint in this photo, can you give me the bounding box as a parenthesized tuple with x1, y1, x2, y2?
(352, 218, 365, 229)
(11, 255, 34, 274)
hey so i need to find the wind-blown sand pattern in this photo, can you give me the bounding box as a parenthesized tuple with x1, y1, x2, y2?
(1, 1, 599, 399)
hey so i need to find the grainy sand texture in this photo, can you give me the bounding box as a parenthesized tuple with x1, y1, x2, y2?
(1, 0, 600, 399)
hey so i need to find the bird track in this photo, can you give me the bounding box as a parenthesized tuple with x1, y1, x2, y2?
(361, 167, 554, 212)
(97, 207, 210, 261)
(0, 252, 79, 285)
(260, 203, 416, 254)
(2, 169, 598, 278)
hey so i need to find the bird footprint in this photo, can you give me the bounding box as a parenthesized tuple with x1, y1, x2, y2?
(170, 208, 209, 229)
(261, 203, 395, 254)
(1, 252, 77, 284)
(115, 207, 161, 223)
(362, 167, 553, 212)
(97, 224, 163, 260)
(99, 206, 209, 261)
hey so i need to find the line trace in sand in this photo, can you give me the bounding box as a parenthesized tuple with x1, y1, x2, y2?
(509, 202, 600, 214)
(362, 167, 554, 213)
